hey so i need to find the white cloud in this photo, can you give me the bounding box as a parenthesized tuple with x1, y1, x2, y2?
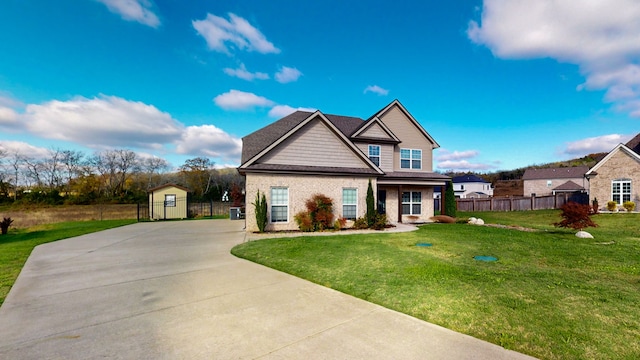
(0, 140, 50, 159)
(213, 90, 275, 110)
(175, 125, 241, 163)
(268, 105, 316, 118)
(0, 107, 19, 127)
(363, 85, 389, 96)
(274, 66, 302, 83)
(96, 0, 160, 28)
(223, 63, 269, 81)
(22, 95, 183, 149)
(435, 149, 480, 161)
(192, 13, 279, 54)
(468, 0, 640, 117)
(563, 134, 634, 155)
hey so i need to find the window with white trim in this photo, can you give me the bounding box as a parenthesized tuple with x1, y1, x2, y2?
(612, 179, 631, 205)
(342, 188, 357, 220)
(402, 191, 421, 215)
(164, 194, 176, 207)
(400, 148, 421, 169)
(368, 145, 380, 166)
(271, 187, 289, 222)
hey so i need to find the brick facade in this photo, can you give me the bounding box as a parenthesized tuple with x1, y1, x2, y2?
(588, 149, 640, 209)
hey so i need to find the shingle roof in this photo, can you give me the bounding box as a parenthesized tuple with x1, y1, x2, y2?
(452, 174, 488, 183)
(553, 180, 585, 191)
(241, 111, 365, 164)
(522, 166, 589, 180)
(625, 133, 640, 154)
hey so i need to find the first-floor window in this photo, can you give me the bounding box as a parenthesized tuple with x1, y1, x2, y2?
(342, 188, 357, 220)
(402, 191, 421, 215)
(164, 194, 176, 207)
(271, 187, 288, 222)
(612, 179, 631, 204)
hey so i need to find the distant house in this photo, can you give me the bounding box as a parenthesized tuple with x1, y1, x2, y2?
(238, 100, 449, 232)
(522, 166, 589, 197)
(585, 133, 640, 209)
(148, 184, 190, 220)
(434, 174, 493, 199)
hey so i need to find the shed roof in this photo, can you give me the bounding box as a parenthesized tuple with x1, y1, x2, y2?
(147, 183, 190, 193)
(552, 180, 585, 191)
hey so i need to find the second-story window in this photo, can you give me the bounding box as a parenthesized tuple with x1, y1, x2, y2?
(368, 145, 380, 166)
(400, 148, 422, 169)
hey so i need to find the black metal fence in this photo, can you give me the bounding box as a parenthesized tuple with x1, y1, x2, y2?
(137, 200, 233, 221)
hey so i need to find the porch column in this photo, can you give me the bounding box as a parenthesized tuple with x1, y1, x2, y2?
(398, 185, 402, 223)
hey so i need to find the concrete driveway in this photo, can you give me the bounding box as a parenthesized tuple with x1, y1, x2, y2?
(0, 220, 536, 359)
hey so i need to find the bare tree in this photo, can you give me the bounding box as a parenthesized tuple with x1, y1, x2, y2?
(40, 147, 64, 189)
(141, 156, 170, 189)
(61, 149, 84, 194)
(8, 150, 24, 200)
(90, 149, 139, 198)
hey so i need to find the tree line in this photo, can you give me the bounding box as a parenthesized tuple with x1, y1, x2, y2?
(0, 146, 243, 206)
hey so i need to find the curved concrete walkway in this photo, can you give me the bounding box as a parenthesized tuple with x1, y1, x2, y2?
(0, 220, 536, 359)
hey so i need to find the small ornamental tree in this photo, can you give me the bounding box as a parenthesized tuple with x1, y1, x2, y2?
(553, 201, 598, 230)
(253, 191, 267, 233)
(444, 181, 457, 218)
(366, 179, 376, 227)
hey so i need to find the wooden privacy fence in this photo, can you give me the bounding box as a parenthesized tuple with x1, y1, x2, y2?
(455, 192, 588, 212)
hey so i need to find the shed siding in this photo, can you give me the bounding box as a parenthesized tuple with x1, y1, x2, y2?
(148, 186, 188, 220)
(260, 120, 367, 168)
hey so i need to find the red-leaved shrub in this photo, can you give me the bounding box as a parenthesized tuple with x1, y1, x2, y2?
(553, 201, 598, 230)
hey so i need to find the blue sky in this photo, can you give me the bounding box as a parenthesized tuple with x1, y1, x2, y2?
(1, 0, 639, 172)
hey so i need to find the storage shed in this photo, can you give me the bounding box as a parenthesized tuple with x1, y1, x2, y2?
(148, 184, 190, 220)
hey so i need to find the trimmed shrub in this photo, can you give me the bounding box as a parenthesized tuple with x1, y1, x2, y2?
(606, 201, 617, 211)
(294, 211, 314, 232)
(295, 194, 335, 232)
(623, 201, 636, 212)
(352, 217, 369, 229)
(553, 201, 598, 230)
(366, 179, 376, 227)
(334, 217, 347, 230)
(444, 181, 457, 217)
(252, 191, 267, 233)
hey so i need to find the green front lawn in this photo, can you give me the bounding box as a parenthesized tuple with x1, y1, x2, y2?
(0, 219, 136, 305)
(232, 210, 640, 360)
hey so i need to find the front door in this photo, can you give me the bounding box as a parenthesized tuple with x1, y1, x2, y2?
(377, 190, 386, 214)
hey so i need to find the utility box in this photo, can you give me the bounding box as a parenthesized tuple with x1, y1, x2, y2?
(230, 207, 241, 220)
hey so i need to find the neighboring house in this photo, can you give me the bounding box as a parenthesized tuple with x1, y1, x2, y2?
(434, 174, 493, 199)
(148, 183, 190, 220)
(586, 134, 640, 208)
(238, 100, 449, 232)
(522, 166, 589, 197)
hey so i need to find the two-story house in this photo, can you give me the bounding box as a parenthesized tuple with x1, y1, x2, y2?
(238, 100, 449, 232)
